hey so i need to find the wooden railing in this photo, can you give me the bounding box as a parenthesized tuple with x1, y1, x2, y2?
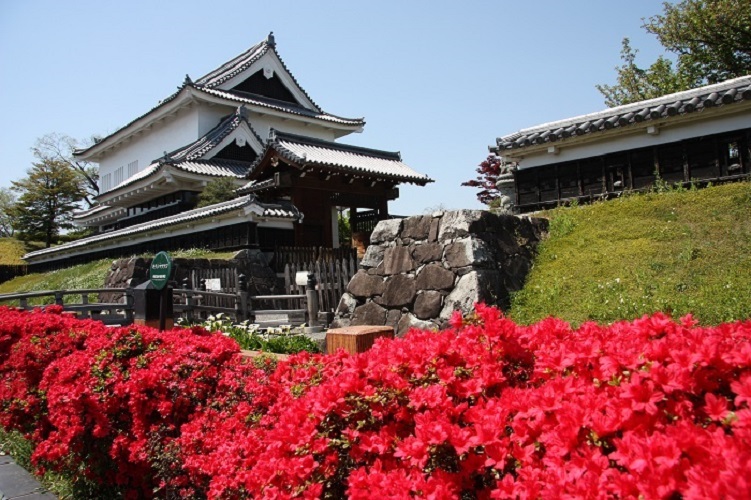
(0, 288, 133, 326)
(0, 281, 322, 329)
(175, 276, 313, 328)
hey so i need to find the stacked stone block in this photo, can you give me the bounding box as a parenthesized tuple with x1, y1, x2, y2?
(333, 210, 548, 335)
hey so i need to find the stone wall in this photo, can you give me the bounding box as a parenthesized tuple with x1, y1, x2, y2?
(332, 210, 548, 335)
(102, 249, 278, 296)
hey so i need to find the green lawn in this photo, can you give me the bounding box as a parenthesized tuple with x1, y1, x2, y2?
(0, 238, 27, 265)
(0, 248, 239, 299)
(509, 181, 751, 326)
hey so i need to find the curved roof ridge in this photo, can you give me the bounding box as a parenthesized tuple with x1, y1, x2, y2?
(194, 33, 325, 114)
(493, 75, 751, 153)
(198, 87, 364, 126)
(24, 195, 301, 261)
(272, 130, 402, 161)
(167, 106, 264, 161)
(520, 75, 751, 136)
(195, 39, 269, 88)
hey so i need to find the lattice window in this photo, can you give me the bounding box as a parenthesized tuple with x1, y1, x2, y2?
(101, 173, 111, 192)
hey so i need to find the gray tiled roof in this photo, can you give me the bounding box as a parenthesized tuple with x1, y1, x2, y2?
(237, 177, 277, 195)
(195, 33, 323, 114)
(75, 35, 362, 159)
(250, 131, 433, 185)
(24, 195, 301, 260)
(97, 159, 248, 199)
(168, 106, 263, 161)
(72, 204, 111, 219)
(197, 87, 364, 126)
(492, 75, 751, 154)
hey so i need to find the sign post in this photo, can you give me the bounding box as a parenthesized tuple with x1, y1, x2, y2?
(149, 252, 173, 331)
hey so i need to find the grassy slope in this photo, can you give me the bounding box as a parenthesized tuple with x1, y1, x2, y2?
(0, 248, 238, 298)
(0, 238, 27, 265)
(509, 181, 751, 326)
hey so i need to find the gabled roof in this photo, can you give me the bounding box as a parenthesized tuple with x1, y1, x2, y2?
(96, 159, 248, 200)
(95, 108, 259, 199)
(197, 87, 364, 126)
(74, 34, 364, 160)
(167, 106, 263, 162)
(24, 195, 301, 261)
(244, 130, 433, 186)
(195, 32, 322, 113)
(492, 75, 751, 155)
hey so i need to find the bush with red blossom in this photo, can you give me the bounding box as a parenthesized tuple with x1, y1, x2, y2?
(2, 304, 751, 498)
(177, 304, 751, 498)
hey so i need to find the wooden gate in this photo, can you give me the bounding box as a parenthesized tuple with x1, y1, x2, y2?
(189, 267, 239, 310)
(283, 257, 357, 313)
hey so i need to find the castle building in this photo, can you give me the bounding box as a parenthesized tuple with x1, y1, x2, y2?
(491, 76, 751, 213)
(24, 33, 431, 267)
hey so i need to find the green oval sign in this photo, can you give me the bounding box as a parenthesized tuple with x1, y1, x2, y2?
(149, 251, 173, 290)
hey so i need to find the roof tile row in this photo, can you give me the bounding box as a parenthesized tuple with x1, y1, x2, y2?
(493, 76, 751, 153)
(25, 196, 300, 260)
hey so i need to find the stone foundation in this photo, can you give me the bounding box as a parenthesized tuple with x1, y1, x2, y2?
(332, 210, 548, 335)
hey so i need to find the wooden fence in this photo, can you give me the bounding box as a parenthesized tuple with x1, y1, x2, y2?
(0, 286, 313, 329)
(273, 246, 357, 272)
(284, 258, 357, 314)
(0, 288, 133, 326)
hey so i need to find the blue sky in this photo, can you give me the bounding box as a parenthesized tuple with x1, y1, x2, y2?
(0, 1, 670, 215)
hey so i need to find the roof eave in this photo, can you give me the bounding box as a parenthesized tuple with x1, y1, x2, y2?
(74, 86, 199, 161)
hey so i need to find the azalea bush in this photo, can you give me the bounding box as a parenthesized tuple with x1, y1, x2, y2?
(0, 305, 243, 497)
(1, 304, 750, 498)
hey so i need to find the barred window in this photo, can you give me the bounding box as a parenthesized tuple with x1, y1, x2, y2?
(127, 160, 138, 178)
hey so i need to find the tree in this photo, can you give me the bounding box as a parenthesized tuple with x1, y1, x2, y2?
(196, 177, 239, 208)
(462, 155, 503, 206)
(0, 187, 16, 237)
(598, 0, 751, 106)
(596, 39, 701, 107)
(338, 209, 352, 247)
(11, 159, 87, 247)
(32, 133, 99, 208)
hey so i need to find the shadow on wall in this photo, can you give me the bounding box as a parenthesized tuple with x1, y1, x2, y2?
(332, 210, 549, 335)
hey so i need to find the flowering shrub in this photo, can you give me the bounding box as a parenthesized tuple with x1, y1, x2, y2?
(177, 304, 751, 498)
(0, 305, 243, 497)
(1, 304, 751, 498)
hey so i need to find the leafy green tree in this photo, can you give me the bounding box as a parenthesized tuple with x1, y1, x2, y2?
(596, 39, 701, 107)
(11, 159, 87, 247)
(338, 210, 352, 247)
(0, 187, 16, 237)
(196, 177, 239, 208)
(32, 133, 99, 208)
(598, 0, 751, 106)
(645, 0, 751, 83)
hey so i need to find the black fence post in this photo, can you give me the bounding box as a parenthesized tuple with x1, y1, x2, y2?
(183, 277, 194, 323)
(237, 274, 249, 321)
(306, 273, 319, 328)
(125, 288, 134, 325)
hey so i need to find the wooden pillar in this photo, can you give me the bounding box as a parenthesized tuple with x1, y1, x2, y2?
(682, 142, 690, 182)
(350, 207, 357, 232)
(378, 196, 389, 220)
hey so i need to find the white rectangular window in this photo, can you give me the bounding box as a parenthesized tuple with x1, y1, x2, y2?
(101, 173, 112, 192)
(127, 160, 138, 178)
(113, 166, 124, 186)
